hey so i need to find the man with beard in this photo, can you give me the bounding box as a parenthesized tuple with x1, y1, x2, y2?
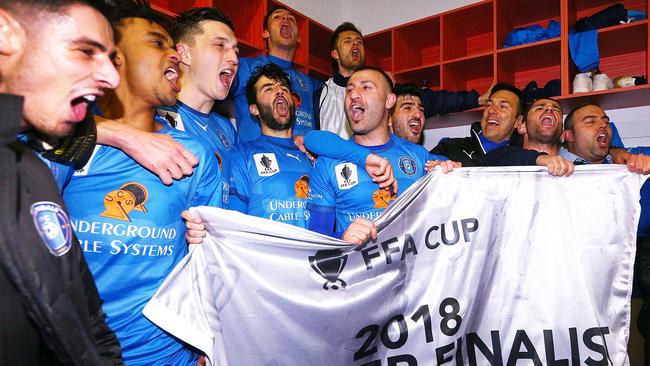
(229, 63, 313, 228)
(61, 4, 221, 365)
(231, 7, 322, 144)
(316, 23, 489, 141)
(160, 7, 239, 207)
(0, 0, 123, 364)
(308, 67, 451, 245)
(389, 83, 427, 145)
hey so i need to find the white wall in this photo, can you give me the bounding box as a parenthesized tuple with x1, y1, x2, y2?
(422, 106, 650, 150)
(281, 0, 481, 33)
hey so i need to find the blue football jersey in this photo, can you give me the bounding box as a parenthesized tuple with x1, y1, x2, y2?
(62, 120, 221, 366)
(158, 101, 237, 207)
(231, 55, 323, 142)
(230, 135, 312, 228)
(308, 135, 430, 231)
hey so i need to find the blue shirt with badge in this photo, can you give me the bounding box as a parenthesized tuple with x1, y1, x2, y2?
(230, 134, 312, 228)
(62, 118, 222, 366)
(308, 134, 431, 232)
(231, 55, 323, 142)
(158, 101, 237, 207)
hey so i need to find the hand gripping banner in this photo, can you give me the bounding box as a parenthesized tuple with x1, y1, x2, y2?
(144, 166, 645, 366)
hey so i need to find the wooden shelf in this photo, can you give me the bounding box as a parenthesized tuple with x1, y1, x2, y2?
(442, 1, 494, 61)
(364, 31, 392, 71)
(308, 22, 333, 76)
(393, 16, 440, 72)
(442, 54, 494, 93)
(496, 0, 561, 50)
(497, 39, 561, 90)
(394, 65, 441, 88)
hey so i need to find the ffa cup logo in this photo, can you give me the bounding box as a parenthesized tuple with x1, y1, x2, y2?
(398, 156, 417, 176)
(372, 188, 396, 208)
(100, 182, 149, 222)
(309, 249, 348, 290)
(294, 175, 310, 198)
(254, 153, 280, 176)
(335, 163, 358, 190)
(31, 202, 73, 256)
(157, 109, 184, 131)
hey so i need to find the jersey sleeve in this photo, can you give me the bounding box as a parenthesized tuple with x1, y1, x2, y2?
(304, 130, 370, 166)
(228, 145, 250, 213)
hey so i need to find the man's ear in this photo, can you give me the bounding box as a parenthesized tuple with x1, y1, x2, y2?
(385, 93, 397, 110)
(562, 130, 574, 143)
(112, 48, 124, 68)
(249, 104, 259, 116)
(0, 9, 25, 57)
(262, 29, 270, 41)
(517, 121, 527, 135)
(176, 43, 191, 66)
(330, 49, 339, 61)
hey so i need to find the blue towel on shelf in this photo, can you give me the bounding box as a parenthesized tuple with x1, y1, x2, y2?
(569, 28, 599, 72)
(503, 20, 560, 48)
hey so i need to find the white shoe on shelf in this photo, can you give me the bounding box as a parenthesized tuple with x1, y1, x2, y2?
(573, 72, 593, 93)
(593, 73, 614, 91)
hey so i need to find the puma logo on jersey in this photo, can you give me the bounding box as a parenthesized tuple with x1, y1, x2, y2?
(286, 153, 302, 162)
(462, 150, 475, 159)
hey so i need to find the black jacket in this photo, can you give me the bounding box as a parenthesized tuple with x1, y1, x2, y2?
(0, 94, 122, 365)
(430, 121, 523, 167)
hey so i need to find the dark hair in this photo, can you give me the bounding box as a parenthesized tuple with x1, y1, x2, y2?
(489, 82, 525, 116)
(263, 6, 291, 30)
(329, 22, 362, 71)
(112, 1, 167, 44)
(524, 97, 561, 118)
(170, 7, 234, 45)
(245, 63, 293, 106)
(389, 83, 422, 115)
(2, 0, 117, 23)
(350, 66, 394, 92)
(330, 22, 362, 51)
(564, 102, 602, 131)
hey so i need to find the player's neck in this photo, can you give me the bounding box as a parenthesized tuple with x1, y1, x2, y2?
(97, 90, 156, 132)
(178, 86, 214, 114)
(524, 139, 560, 156)
(261, 124, 292, 138)
(269, 45, 296, 63)
(354, 127, 390, 147)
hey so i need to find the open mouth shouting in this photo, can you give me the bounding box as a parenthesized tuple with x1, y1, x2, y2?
(70, 92, 101, 122)
(164, 66, 181, 93)
(280, 22, 293, 38)
(351, 46, 361, 60)
(219, 67, 235, 88)
(274, 95, 290, 118)
(596, 130, 610, 148)
(349, 102, 365, 121)
(407, 118, 422, 135)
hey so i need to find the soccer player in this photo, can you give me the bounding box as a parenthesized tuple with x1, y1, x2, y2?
(159, 7, 239, 207)
(62, 5, 221, 365)
(389, 83, 427, 144)
(229, 63, 313, 227)
(230, 7, 322, 143)
(431, 83, 525, 166)
(307, 66, 451, 245)
(0, 0, 123, 363)
(317, 22, 491, 141)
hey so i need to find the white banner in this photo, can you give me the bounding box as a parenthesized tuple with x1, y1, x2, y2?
(144, 166, 645, 366)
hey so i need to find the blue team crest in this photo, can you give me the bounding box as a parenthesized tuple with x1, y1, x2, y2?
(398, 156, 417, 176)
(295, 75, 308, 91)
(30, 202, 73, 256)
(217, 129, 231, 149)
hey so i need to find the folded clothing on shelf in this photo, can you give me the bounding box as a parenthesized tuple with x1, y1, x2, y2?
(574, 3, 627, 31)
(522, 79, 561, 104)
(503, 20, 560, 48)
